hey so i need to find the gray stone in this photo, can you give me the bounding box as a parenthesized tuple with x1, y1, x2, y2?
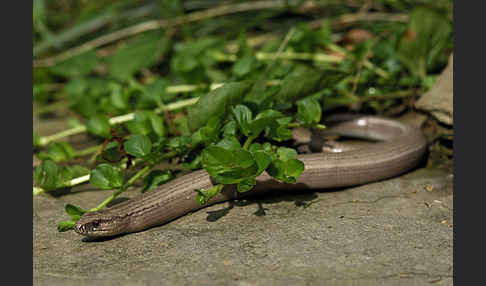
(415, 54, 454, 126)
(34, 167, 453, 286)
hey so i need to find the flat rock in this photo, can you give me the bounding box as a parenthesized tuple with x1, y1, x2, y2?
(34, 167, 453, 286)
(415, 54, 454, 125)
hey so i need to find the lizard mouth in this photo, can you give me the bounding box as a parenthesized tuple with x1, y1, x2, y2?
(73, 214, 130, 237)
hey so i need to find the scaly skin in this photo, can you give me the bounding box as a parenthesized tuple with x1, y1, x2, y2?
(74, 116, 427, 238)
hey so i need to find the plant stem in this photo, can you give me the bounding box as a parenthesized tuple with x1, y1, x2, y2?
(327, 43, 390, 78)
(36, 80, 283, 147)
(33, 150, 179, 196)
(73, 145, 102, 157)
(88, 165, 152, 212)
(287, 122, 326, 129)
(67, 174, 91, 187)
(33, 0, 300, 67)
(37, 97, 199, 147)
(87, 150, 178, 212)
(33, 187, 45, 196)
(33, 174, 91, 196)
(210, 50, 343, 63)
(38, 126, 87, 146)
(243, 135, 258, 150)
(34, 3, 157, 56)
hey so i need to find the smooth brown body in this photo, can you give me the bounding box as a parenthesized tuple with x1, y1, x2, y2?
(74, 116, 427, 238)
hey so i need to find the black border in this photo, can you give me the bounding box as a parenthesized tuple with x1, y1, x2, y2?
(24, 1, 464, 284)
(453, 0, 482, 284)
(3, 0, 33, 284)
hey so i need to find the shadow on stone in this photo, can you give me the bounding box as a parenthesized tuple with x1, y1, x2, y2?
(254, 202, 268, 216)
(45, 187, 73, 198)
(81, 232, 128, 243)
(206, 202, 234, 222)
(205, 187, 322, 223)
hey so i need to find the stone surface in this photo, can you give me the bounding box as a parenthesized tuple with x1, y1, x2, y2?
(34, 167, 453, 286)
(415, 54, 454, 126)
(34, 104, 453, 286)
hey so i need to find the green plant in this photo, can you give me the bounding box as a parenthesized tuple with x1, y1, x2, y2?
(33, 1, 453, 232)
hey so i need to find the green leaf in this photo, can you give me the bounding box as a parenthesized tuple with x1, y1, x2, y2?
(244, 76, 268, 107)
(89, 163, 124, 189)
(86, 114, 111, 138)
(202, 146, 234, 172)
(276, 65, 323, 102)
(353, 41, 372, 62)
(71, 96, 98, 118)
(65, 204, 86, 220)
(109, 83, 128, 110)
(232, 55, 257, 77)
(232, 150, 255, 168)
(222, 120, 238, 137)
(34, 160, 60, 189)
(171, 50, 198, 72)
(289, 23, 321, 53)
(197, 116, 221, 144)
(161, 0, 184, 18)
(252, 150, 273, 174)
(36, 142, 75, 162)
(184, 155, 202, 170)
(284, 159, 305, 182)
(236, 30, 253, 57)
(266, 148, 304, 184)
(102, 141, 123, 162)
(171, 38, 220, 73)
(174, 115, 191, 136)
(275, 127, 293, 142)
(249, 143, 264, 153)
(124, 111, 152, 136)
(146, 112, 166, 138)
(124, 134, 152, 158)
(277, 147, 298, 161)
(202, 146, 258, 184)
(141, 170, 173, 192)
(57, 221, 76, 232)
(144, 79, 170, 106)
(267, 159, 285, 181)
(58, 166, 75, 186)
(69, 165, 91, 178)
(263, 116, 293, 142)
(397, 7, 452, 79)
(50, 51, 97, 78)
(237, 177, 256, 192)
(296, 97, 322, 125)
(187, 81, 253, 131)
(249, 109, 283, 136)
(34, 161, 89, 190)
(167, 136, 191, 152)
(109, 32, 169, 79)
(316, 20, 333, 46)
(214, 167, 259, 184)
(216, 136, 241, 150)
(195, 184, 224, 206)
(262, 142, 273, 153)
(232, 104, 252, 136)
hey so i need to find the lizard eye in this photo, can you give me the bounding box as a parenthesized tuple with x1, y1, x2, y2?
(89, 220, 100, 230)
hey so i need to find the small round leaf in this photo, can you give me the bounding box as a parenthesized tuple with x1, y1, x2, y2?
(86, 114, 111, 138)
(89, 163, 124, 189)
(124, 134, 152, 158)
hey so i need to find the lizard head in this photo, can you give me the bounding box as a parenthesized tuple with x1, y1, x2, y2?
(73, 211, 130, 238)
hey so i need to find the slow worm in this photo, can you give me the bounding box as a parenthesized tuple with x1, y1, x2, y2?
(74, 116, 427, 238)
